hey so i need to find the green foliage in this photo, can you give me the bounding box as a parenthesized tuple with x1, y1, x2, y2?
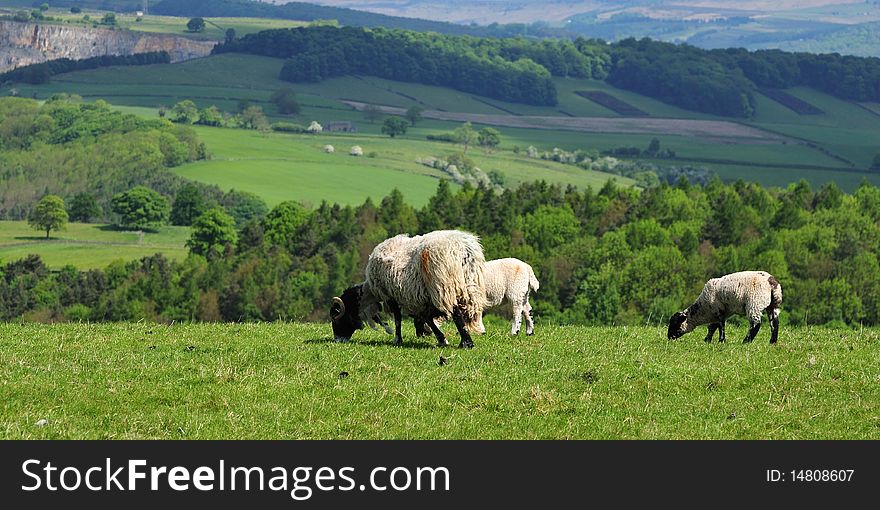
(187, 17, 206, 33)
(222, 189, 269, 228)
(263, 201, 308, 247)
(404, 106, 423, 126)
(238, 105, 269, 131)
(67, 192, 102, 223)
(380, 116, 408, 138)
(453, 122, 477, 153)
(101, 13, 116, 26)
(195, 106, 224, 127)
(29, 195, 68, 239)
(477, 127, 501, 150)
(171, 183, 215, 226)
(362, 104, 382, 124)
(270, 87, 301, 115)
(187, 208, 238, 258)
(111, 187, 171, 231)
(171, 100, 199, 124)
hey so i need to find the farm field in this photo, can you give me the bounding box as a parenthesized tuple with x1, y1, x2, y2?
(1, 322, 877, 439)
(3, 53, 878, 190)
(0, 221, 190, 270)
(172, 126, 634, 208)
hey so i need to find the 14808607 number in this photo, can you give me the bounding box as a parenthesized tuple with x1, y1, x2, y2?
(791, 469, 854, 482)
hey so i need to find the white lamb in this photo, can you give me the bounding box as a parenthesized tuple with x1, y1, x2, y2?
(416, 257, 540, 336)
(667, 270, 783, 343)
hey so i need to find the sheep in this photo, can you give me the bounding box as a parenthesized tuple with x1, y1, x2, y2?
(330, 230, 486, 348)
(667, 271, 783, 344)
(415, 257, 539, 336)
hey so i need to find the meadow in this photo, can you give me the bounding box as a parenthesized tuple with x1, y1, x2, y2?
(0, 221, 190, 270)
(1, 322, 877, 439)
(4, 53, 878, 192)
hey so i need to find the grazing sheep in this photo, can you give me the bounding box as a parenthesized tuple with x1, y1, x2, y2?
(330, 230, 486, 348)
(667, 271, 783, 343)
(417, 258, 539, 336)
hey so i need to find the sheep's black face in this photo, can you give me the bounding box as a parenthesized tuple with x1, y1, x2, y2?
(330, 285, 363, 342)
(667, 312, 688, 340)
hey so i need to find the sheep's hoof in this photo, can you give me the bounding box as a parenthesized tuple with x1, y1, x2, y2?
(437, 339, 449, 347)
(459, 340, 475, 349)
(526, 331, 534, 336)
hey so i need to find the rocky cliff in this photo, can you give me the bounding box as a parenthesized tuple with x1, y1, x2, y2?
(0, 21, 217, 73)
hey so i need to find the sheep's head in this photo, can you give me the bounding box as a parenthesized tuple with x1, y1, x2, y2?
(667, 311, 689, 339)
(330, 285, 364, 342)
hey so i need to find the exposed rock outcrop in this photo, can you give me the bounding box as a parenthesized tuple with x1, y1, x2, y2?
(0, 21, 216, 73)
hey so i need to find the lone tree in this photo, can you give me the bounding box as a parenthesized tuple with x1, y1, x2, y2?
(225, 28, 236, 44)
(101, 12, 116, 25)
(29, 195, 68, 239)
(362, 104, 383, 124)
(171, 100, 198, 124)
(111, 186, 170, 231)
(405, 105, 423, 126)
(67, 192, 102, 223)
(477, 127, 501, 151)
(381, 116, 409, 138)
(186, 208, 238, 258)
(271, 87, 301, 115)
(454, 121, 477, 154)
(187, 17, 206, 33)
(239, 105, 270, 132)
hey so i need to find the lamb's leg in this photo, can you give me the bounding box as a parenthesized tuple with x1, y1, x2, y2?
(414, 319, 431, 337)
(743, 317, 761, 343)
(510, 300, 524, 336)
(769, 308, 780, 344)
(718, 321, 726, 342)
(704, 323, 718, 343)
(387, 300, 403, 345)
(427, 317, 449, 347)
(524, 299, 535, 336)
(452, 307, 474, 348)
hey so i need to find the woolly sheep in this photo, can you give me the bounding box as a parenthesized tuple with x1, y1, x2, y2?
(350, 145, 363, 156)
(418, 258, 539, 336)
(330, 230, 486, 348)
(667, 271, 783, 343)
(323, 144, 335, 153)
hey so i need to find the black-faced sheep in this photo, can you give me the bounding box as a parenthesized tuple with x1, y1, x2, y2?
(330, 230, 486, 348)
(667, 271, 783, 343)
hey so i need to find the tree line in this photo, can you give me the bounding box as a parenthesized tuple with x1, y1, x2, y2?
(0, 52, 171, 86)
(3, 176, 879, 328)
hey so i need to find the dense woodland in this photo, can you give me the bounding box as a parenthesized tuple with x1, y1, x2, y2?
(215, 26, 611, 105)
(214, 25, 880, 116)
(3, 176, 879, 328)
(0, 52, 171, 85)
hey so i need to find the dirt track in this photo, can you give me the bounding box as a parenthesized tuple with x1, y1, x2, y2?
(341, 101, 790, 144)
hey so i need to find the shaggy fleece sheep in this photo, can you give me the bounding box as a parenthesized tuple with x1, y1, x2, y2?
(483, 258, 540, 335)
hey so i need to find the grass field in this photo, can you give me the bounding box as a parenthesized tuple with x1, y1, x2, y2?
(2, 53, 878, 190)
(1, 322, 877, 439)
(0, 221, 190, 270)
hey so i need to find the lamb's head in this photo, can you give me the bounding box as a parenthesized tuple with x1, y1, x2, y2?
(667, 311, 689, 340)
(330, 285, 364, 342)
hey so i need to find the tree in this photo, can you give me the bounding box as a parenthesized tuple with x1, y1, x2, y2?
(111, 186, 170, 230)
(225, 28, 237, 44)
(101, 13, 116, 25)
(363, 104, 383, 124)
(39, 3, 49, 12)
(270, 87, 301, 115)
(454, 122, 477, 154)
(477, 127, 501, 150)
(171, 183, 214, 226)
(381, 116, 408, 138)
(187, 17, 206, 33)
(646, 137, 661, 156)
(223, 190, 268, 227)
(405, 106, 423, 126)
(70, 7, 81, 14)
(239, 105, 269, 132)
(171, 100, 198, 124)
(196, 106, 224, 127)
(263, 201, 309, 247)
(67, 192, 102, 223)
(29, 195, 68, 239)
(187, 208, 238, 258)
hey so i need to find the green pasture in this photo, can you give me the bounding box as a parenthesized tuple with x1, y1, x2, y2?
(1, 322, 877, 439)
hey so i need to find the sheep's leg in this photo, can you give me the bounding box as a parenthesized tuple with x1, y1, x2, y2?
(524, 299, 535, 336)
(452, 308, 475, 349)
(387, 300, 403, 345)
(427, 317, 449, 347)
(718, 321, 726, 342)
(743, 318, 761, 343)
(511, 301, 524, 336)
(769, 308, 780, 344)
(704, 323, 718, 343)
(414, 319, 431, 337)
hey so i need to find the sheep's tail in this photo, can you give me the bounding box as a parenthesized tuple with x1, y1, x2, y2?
(528, 266, 540, 293)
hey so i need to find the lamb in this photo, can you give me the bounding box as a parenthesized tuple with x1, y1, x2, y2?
(330, 230, 486, 348)
(667, 270, 783, 343)
(415, 258, 540, 336)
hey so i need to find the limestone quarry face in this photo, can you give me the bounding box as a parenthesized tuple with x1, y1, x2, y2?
(0, 21, 217, 73)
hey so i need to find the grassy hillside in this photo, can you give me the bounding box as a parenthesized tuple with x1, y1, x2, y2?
(0, 221, 190, 270)
(2, 53, 878, 190)
(171, 126, 634, 208)
(2, 322, 877, 439)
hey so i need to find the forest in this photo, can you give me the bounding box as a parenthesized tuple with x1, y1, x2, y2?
(213, 26, 611, 105)
(0, 52, 171, 85)
(3, 176, 878, 328)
